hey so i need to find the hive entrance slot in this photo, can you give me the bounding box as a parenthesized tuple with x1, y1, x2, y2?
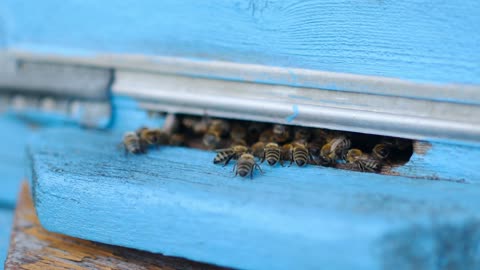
(130, 113, 414, 176)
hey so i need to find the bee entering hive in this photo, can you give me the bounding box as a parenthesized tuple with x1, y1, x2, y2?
(122, 114, 414, 179)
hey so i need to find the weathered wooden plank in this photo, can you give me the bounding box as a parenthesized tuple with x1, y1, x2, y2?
(5, 183, 228, 270)
(2, 1, 479, 85)
(28, 128, 480, 270)
(0, 208, 13, 270)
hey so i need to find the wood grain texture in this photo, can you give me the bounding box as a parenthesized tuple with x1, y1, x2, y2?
(5, 183, 228, 270)
(0, 208, 13, 270)
(2, 0, 479, 85)
(28, 128, 480, 270)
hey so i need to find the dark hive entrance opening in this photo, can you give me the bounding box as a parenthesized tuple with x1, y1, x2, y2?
(135, 113, 414, 176)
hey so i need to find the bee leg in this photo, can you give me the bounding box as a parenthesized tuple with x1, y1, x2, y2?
(250, 168, 254, 179)
(279, 159, 285, 167)
(223, 155, 234, 167)
(255, 164, 264, 174)
(232, 163, 237, 172)
(260, 152, 266, 163)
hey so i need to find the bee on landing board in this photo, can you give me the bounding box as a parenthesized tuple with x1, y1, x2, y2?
(214, 145, 249, 166)
(346, 149, 382, 173)
(272, 124, 291, 143)
(262, 142, 283, 166)
(123, 132, 146, 155)
(136, 127, 169, 148)
(282, 142, 311, 167)
(203, 119, 230, 149)
(251, 141, 266, 160)
(234, 153, 263, 179)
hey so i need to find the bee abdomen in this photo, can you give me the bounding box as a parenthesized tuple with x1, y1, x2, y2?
(360, 159, 381, 172)
(293, 148, 309, 166)
(213, 150, 233, 164)
(265, 148, 281, 166)
(237, 163, 253, 177)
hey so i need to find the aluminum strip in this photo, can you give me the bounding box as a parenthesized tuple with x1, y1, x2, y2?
(9, 50, 480, 105)
(113, 71, 480, 144)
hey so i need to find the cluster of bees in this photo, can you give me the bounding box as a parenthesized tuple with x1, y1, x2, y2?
(122, 115, 412, 179)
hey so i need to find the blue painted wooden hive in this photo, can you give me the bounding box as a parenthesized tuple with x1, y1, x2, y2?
(1, 1, 480, 269)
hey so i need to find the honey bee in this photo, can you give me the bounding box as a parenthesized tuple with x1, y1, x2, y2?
(136, 127, 169, 147)
(251, 141, 265, 159)
(273, 124, 291, 143)
(259, 129, 274, 143)
(326, 135, 351, 160)
(214, 145, 249, 166)
(293, 127, 311, 143)
(234, 153, 263, 179)
(181, 116, 208, 135)
(307, 138, 326, 164)
(203, 119, 230, 148)
(346, 149, 382, 173)
(247, 122, 266, 143)
(122, 132, 146, 155)
(169, 133, 186, 146)
(372, 143, 391, 160)
(282, 142, 310, 167)
(262, 142, 283, 166)
(230, 122, 247, 142)
(319, 143, 336, 166)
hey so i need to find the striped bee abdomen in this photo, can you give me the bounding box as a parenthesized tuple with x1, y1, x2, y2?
(264, 143, 281, 166)
(292, 144, 309, 167)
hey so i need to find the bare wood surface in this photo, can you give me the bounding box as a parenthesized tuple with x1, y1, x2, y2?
(5, 183, 228, 270)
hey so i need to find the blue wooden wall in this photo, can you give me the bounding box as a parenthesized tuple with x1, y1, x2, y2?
(1, 0, 479, 85)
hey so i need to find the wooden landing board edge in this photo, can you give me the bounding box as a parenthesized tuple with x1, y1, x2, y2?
(5, 183, 228, 270)
(28, 128, 480, 270)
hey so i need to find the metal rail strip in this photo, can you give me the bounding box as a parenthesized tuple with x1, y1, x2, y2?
(2, 50, 479, 144)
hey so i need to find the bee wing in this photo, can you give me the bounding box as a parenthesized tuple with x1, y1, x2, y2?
(214, 148, 232, 152)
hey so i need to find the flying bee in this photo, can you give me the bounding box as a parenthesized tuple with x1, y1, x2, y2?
(230, 123, 247, 142)
(282, 142, 311, 167)
(346, 149, 382, 173)
(259, 129, 274, 143)
(169, 133, 186, 146)
(234, 153, 263, 179)
(246, 122, 266, 143)
(262, 142, 283, 166)
(293, 127, 311, 143)
(136, 127, 169, 147)
(122, 132, 146, 155)
(326, 135, 351, 160)
(273, 124, 291, 143)
(214, 145, 249, 166)
(372, 143, 391, 160)
(203, 119, 230, 149)
(251, 141, 265, 159)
